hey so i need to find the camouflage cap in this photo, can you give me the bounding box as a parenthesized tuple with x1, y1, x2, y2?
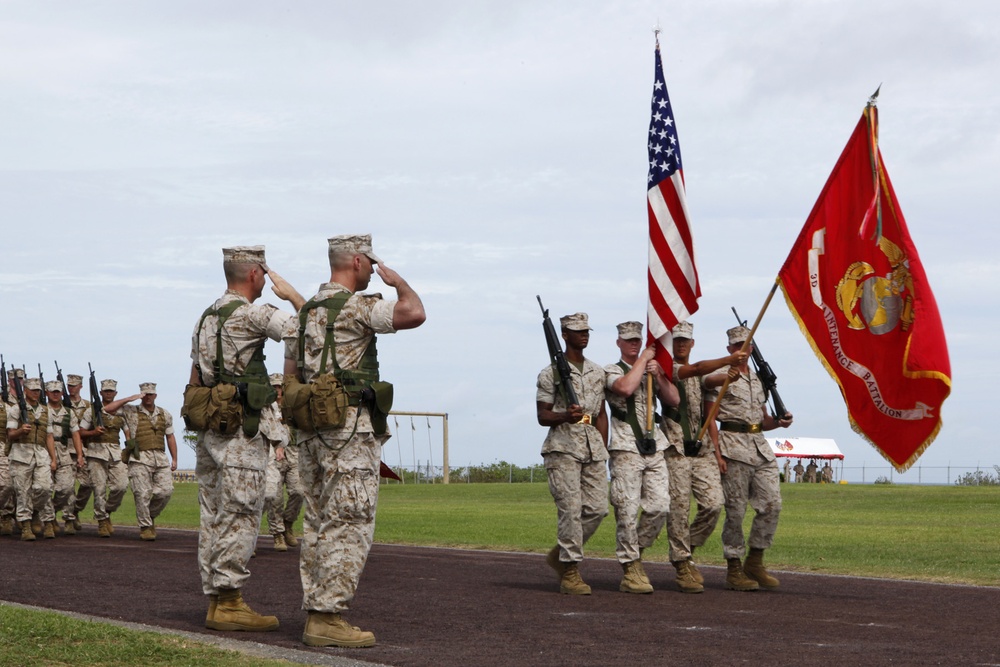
(24, 378, 41, 390)
(269, 373, 283, 386)
(616, 321, 643, 340)
(67, 374, 83, 386)
(222, 245, 266, 265)
(139, 382, 157, 395)
(45, 380, 62, 392)
(9, 368, 25, 380)
(560, 312, 592, 331)
(328, 234, 383, 264)
(672, 321, 694, 339)
(101, 379, 118, 391)
(727, 325, 751, 346)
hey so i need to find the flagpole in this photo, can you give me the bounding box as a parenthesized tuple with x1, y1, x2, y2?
(695, 281, 780, 442)
(646, 373, 655, 433)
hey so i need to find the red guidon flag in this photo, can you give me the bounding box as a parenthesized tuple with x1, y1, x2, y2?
(778, 103, 951, 472)
(646, 35, 700, 376)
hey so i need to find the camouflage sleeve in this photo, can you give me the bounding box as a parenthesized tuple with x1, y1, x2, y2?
(161, 408, 174, 436)
(536, 366, 556, 404)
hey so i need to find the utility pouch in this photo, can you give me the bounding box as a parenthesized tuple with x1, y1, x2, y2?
(209, 384, 242, 436)
(282, 377, 315, 432)
(122, 438, 140, 464)
(683, 439, 702, 457)
(369, 381, 393, 436)
(309, 374, 349, 430)
(180, 384, 213, 431)
(240, 382, 275, 438)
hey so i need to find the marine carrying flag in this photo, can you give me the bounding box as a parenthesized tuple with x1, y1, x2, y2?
(777, 104, 951, 472)
(646, 36, 700, 373)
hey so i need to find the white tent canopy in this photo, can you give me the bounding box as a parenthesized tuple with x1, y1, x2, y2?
(767, 437, 844, 460)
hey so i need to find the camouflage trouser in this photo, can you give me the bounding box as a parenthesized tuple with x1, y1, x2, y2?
(11, 460, 54, 523)
(0, 453, 15, 520)
(196, 430, 266, 595)
(665, 449, 724, 562)
(543, 452, 608, 564)
(720, 456, 782, 560)
(73, 459, 94, 516)
(608, 450, 669, 563)
(87, 458, 128, 521)
(265, 447, 304, 536)
(52, 462, 78, 521)
(299, 430, 380, 613)
(128, 460, 173, 528)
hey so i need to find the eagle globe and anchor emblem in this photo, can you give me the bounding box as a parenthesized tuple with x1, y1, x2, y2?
(835, 236, 915, 335)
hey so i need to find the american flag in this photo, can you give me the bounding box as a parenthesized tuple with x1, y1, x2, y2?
(646, 39, 700, 364)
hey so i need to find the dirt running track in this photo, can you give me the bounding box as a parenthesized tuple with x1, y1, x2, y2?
(1, 525, 998, 667)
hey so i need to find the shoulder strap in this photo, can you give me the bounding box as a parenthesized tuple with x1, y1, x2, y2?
(610, 362, 646, 446)
(297, 293, 352, 376)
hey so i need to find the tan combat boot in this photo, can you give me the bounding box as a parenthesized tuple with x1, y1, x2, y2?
(139, 526, 156, 541)
(73, 518, 83, 531)
(205, 594, 218, 628)
(20, 522, 36, 541)
(284, 525, 298, 547)
(273, 533, 288, 552)
(620, 560, 654, 594)
(0, 517, 13, 535)
(209, 589, 279, 632)
(687, 560, 704, 584)
(725, 558, 760, 591)
(31, 518, 42, 535)
(546, 545, 568, 577)
(302, 611, 376, 648)
(672, 560, 704, 594)
(106, 516, 114, 535)
(743, 548, 780, 590)
(43, 521, 57, 539)
(97, 519, 112, 538)
(63, 520, 76, 536)
(559, 563, 592, 595)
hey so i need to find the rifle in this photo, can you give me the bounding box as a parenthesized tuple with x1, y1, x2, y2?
(11, 370, 28, 426)
(54, 361, 71, 409)
(732, 307, 791, 420)
(87, 363, 104, 430)
(1, 355, 7, 405)
(536, 296, 579, 408)
(37, 363, 47, 406)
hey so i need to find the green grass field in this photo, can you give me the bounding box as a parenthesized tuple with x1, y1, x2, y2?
(97, 480, 1000, 586)
(11, 480, 995, 667)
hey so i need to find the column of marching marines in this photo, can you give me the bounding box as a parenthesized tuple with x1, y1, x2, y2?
(537, 314, 794, 595)
(0, 372, 303, 546)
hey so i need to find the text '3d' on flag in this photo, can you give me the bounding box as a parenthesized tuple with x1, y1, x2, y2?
(646, 34, 700, 376)
(777, 98, 951, 472)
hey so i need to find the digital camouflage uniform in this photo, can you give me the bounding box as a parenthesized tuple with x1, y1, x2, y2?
(46, 401, 81, 524)
(79, 403, 129, 522)
(192, 289, 292, 595)
(0, 400, 16, 528)
(284, 281, 396, 614)
(0, 402, 13, 505)
(537, 359, 608, 564)
(604, 361, 669, 564)
(709, 366, 782, 560)
(662, 362, 725, 563)
(260, 401, 292, 537)
(68, 394, 93, 520)
(6, 401, 56, 524)
(117, 403, 174, 529)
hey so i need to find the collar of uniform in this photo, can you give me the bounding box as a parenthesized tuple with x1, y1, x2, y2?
(222, 289, 251, 303)
(316, 281, 352, 296)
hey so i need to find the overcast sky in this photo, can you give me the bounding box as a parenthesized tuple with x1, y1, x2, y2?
(1, 1, 996, 480)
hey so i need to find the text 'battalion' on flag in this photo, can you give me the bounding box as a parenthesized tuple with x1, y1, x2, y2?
(777, 102, 951, 473)
(646, 35, 700, 371)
